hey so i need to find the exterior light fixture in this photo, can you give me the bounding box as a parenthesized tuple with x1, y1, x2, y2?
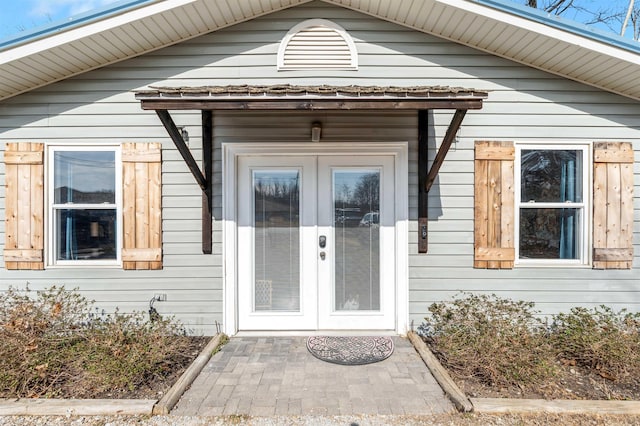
(311, 121, 322, 142)
(178, 126, 189, 145)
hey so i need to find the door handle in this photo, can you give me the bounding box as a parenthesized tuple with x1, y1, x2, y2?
(319, 235, 326, 248)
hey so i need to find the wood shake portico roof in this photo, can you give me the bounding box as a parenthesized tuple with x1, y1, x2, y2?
(135, 84, 488, 110)
(135, 84, 485, 254)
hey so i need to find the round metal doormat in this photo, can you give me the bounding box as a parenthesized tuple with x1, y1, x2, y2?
(306, 336, 394, 365)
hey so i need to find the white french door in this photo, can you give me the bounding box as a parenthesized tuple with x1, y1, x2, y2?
(237, 156, 318, 330)
(237, 153, 396, 331)
(317, 156, 395, 329)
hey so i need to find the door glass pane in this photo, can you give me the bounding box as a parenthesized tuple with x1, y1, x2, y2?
(333, 170, 380, 311)
(253, 171, 300, 311)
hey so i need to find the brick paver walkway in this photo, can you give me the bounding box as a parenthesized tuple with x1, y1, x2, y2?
(172, 336, 454, 417)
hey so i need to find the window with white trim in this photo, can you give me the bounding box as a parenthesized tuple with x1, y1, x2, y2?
(48, 146, 121, 266)
(515, 143, 590, 265)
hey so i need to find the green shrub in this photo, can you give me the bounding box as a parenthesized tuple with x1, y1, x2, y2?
(550, 306, 640, 380)
(0, 285, 198, 398)
(420, 293, 556, 388)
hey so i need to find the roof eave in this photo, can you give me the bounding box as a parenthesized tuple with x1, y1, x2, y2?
(325, 0, 640, 101)
(0, 0, 639, 102)
(0, 0, 159, 51)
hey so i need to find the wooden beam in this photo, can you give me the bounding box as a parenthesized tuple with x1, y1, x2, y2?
(156, 110, 207, 191)
(202, 110, 213, 254)
(418, 110, 429, 254)
(408, 331, 474, 412)
(141, 99, 484, 111)
(425, 109, 467, 193)
(471, 397, 640, 415)
(0, 399, 157, 416)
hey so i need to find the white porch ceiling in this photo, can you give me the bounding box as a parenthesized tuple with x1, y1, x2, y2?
(0, 0, 639, 102)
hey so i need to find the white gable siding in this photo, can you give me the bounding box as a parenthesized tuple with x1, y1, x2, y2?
(0, 1, 638, 333)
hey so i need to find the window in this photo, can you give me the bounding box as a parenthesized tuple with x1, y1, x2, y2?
(515, 144, 589, 265)
(5, 142, 161, 270)
(48, 146, 121, 266)
(475, 140, 632, 270)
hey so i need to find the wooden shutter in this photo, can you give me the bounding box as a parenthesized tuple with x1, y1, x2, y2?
(122, 143, 162, 270)
(593, 142, 634, 269)
(4, 142, 44, 270)
(474, 141, 515, 269)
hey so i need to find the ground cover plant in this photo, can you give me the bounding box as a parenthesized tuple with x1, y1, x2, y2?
(419, 293, 640, 400)
(0, 285, 207, 399)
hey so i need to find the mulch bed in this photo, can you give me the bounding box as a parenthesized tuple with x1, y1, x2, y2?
(1, 336, 210, 400)
(93, 336, 209, 400)
(445, 358, 640, 401)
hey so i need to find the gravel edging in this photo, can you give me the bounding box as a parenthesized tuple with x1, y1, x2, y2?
(407, 330, 640, 416)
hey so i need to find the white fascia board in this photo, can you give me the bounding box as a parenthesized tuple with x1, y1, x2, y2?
(431, 0, 640, 66)
(0, 0, 198, 64)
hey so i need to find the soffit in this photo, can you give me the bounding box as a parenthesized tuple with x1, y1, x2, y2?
(0, 0, 639, 102)
(326, 0, 640, 101)
(0, 0, 312, 101)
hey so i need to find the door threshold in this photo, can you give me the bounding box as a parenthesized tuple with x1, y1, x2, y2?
(234, 330, 398, 337)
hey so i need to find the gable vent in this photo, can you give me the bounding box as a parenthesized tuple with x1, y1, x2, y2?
(278, 19, 358, 70)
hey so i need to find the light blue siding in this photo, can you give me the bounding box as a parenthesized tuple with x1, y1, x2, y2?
(0, 1, 638, 334)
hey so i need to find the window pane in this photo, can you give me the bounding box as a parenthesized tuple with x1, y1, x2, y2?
(254, 171, 300, 312)
(56, 209, 117, 260)
(54, 151, 115, 204)
(519, 208, 580, 259)
(334, 170, 380, 311)
(521, 150, 582, 203)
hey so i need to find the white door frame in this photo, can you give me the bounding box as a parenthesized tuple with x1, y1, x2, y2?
(223, 142, 408, 335)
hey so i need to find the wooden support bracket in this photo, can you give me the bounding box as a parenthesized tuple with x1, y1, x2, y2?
(418, 110, 429, 253)
(425, 109, 467, 193)
(156, 110, 207, 191)
(418, 109, 469, 253)
(202, 110, 213, 254)
(156, 109, 213, 254)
